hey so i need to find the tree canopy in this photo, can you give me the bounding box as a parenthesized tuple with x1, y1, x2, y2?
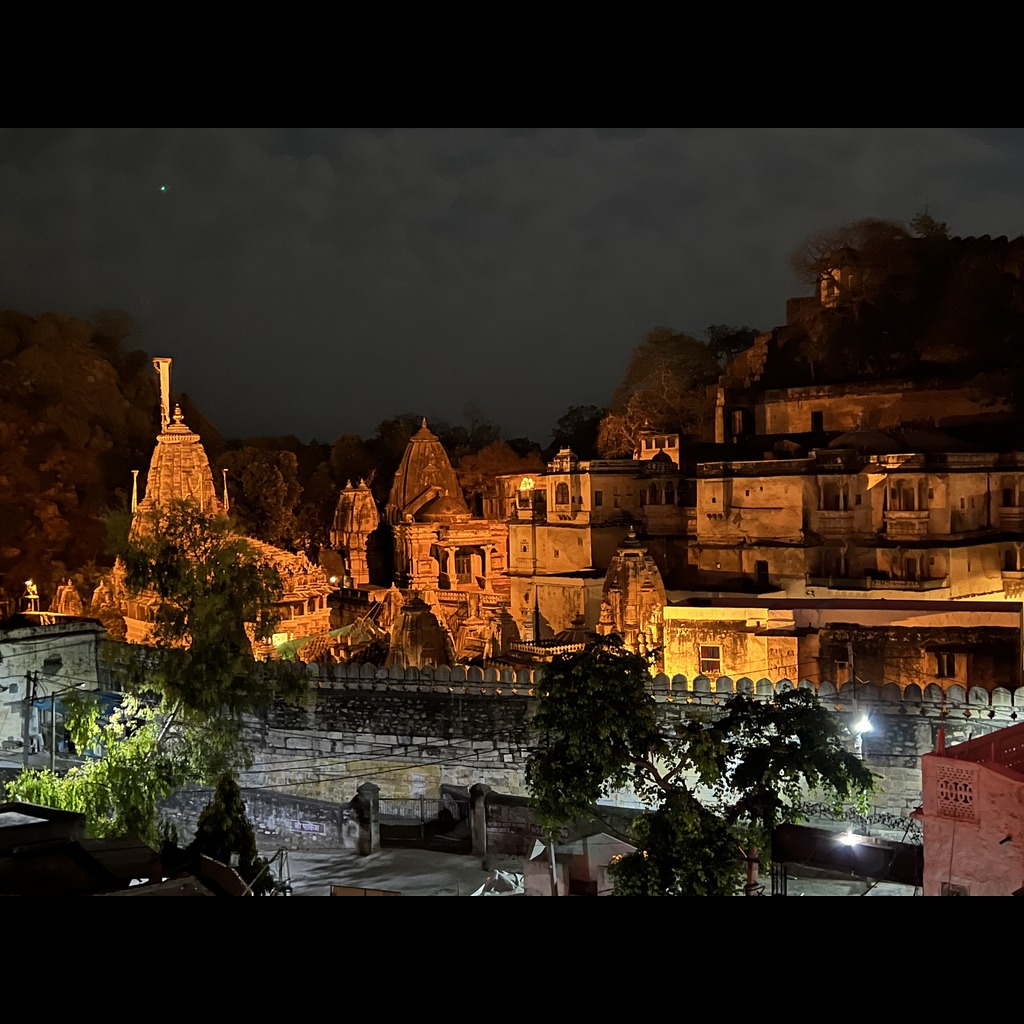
(9, 500, 297, 845)
(598, 328, 721, 456)
(525, 637, 874, 895)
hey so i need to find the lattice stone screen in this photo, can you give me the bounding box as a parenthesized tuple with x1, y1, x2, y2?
(936, 764, 978, 821)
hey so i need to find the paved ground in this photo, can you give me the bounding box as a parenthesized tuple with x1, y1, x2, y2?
(264, 847, 498, 896)
(260, 845, 919, 896)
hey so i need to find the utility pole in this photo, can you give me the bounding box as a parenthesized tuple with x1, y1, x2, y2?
(21, 670, 38, 768)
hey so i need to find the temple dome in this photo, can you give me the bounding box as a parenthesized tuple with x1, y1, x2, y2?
(131, 404, 222, 537)
(418, 491, 471, 523)
(386, 419, 468, 523)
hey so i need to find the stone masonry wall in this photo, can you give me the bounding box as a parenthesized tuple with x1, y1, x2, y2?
(239, 661, 1024, 840)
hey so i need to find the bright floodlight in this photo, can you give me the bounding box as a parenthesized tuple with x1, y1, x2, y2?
(854, 714, 872, 734)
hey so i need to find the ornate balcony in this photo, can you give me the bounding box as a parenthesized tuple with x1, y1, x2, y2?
(999, 507, 1024, 531)
(1002, 570, 1024, 598)
(814, 509, 854, 537)
(883, 510, 930, 539)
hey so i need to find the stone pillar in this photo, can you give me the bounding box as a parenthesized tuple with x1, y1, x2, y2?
(351, 781, 380, 856)
(469, 783, 492, 858)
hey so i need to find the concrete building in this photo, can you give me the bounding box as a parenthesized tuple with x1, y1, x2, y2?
(0, 611, 108, 762)
(915, 722, 1024, 896)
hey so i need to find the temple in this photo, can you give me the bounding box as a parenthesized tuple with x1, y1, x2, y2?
(328, 419, 514, 666)
(97, 358, 333, 655)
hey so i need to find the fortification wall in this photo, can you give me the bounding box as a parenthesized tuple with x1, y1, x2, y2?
(243, 662, 1024, 827)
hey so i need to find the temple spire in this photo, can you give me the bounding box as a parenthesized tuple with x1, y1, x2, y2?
(153, 357, 172, 431)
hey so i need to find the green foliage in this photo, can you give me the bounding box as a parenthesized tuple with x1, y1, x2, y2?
(526, 639, 875, 895)
(120, 500, 287, 716)
(11, 500, 299, 842)
(188, 775, 279, 895)
(9, 695, 177, 843)
(527, 638, 662, 829)
(214, 447, 302, 549)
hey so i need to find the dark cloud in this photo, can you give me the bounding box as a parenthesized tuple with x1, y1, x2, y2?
(3, 128, 1024, 443)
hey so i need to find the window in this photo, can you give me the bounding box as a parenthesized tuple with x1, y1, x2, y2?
(555, 482, 569, 505)
(594, 490, 603, 507)
(699, 645, 721, 675)
(936, 652, 956, 678)
(811, 411, 824, 431)
(755, 560, 769, 588)
(613, 489, 620, 509)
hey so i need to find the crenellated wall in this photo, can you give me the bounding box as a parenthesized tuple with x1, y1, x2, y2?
(240, 661, 1024, 834)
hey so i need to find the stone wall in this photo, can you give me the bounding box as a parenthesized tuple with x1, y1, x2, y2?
(240, 661, 1024, 839)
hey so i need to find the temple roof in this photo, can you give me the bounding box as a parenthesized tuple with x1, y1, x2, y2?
(387, 419, 468, 523)
(332, 480, 380, 539)
(131, 405, 222, 537)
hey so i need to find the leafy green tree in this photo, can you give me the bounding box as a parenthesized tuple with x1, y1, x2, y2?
(12, 693, 175, 841)
(525, 637, 874, 896)
(9, 500, 296, 843)
(186, 775, 279, 895)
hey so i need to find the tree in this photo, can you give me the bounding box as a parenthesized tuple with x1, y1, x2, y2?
(214, 447, 302, 549)
(9, 500, 296, 844)
(549, 404, 605, 459)
(704, 324, 760, 367)
(789, 217, 911, 302)
(185, 774, 279, 895)
(909, 211, 949, 240)
(525, 637, 874, 896)
(598, 328, 720, 455)
(454, 440, 544, 514)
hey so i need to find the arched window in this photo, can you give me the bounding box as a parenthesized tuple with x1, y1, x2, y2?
(648, 483, 658, 504)
(665, 482, 675, 505)
(555, 482, 569, 505)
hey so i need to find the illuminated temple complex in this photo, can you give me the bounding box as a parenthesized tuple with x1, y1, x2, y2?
(99, 358, 333, 654)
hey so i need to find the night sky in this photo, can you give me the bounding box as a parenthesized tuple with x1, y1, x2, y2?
(4, 128, 1024, 444)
